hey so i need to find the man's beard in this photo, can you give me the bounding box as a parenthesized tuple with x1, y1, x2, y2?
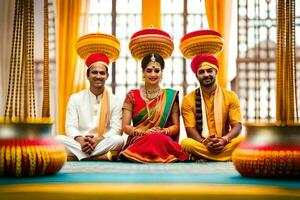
(199, 76, 216, 87)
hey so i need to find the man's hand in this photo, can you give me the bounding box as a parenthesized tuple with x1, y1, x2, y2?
(75, 136, 94, 155)
(204, 135, 226, 154)
(85, 135, 104, 149)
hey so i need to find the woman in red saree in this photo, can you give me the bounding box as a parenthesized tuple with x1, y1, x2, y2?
(119, 53, 189, 163)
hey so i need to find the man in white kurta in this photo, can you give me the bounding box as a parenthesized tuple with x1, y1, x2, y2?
(56, 53, 124, 161)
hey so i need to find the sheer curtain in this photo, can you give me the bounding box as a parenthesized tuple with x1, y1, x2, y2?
(0, 0, 15, 116)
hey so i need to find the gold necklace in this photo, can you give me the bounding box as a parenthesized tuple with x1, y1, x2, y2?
(141, 87, 161, 124)
(144, 86, 161, 100)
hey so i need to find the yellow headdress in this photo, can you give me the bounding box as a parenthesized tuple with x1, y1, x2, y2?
(180, 30, 224, 59)
(76, 33, 120, 62)
(129, 28, 174, 60)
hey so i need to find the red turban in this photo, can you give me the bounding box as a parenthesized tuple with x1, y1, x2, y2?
(85, 53, 110, 68)
(191, 54, 219, 74)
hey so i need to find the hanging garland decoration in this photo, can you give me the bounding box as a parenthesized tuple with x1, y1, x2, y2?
(0, 0, 66, 178)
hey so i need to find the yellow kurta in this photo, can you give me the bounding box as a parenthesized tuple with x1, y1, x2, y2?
(180, 87, 243, 161)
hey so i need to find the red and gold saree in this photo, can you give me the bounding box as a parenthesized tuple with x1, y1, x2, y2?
(120, 89, 188, 163)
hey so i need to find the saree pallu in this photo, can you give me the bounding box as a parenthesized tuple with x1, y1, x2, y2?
(120, 89, 188, 163)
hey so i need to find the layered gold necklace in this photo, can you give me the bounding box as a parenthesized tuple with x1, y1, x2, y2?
(144, 86, 161, 100)
(142, 86, 161, 125)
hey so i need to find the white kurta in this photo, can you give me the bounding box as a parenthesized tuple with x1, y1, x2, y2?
(56, 88, 124, 160)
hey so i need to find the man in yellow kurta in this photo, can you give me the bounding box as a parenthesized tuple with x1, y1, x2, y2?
(181, 54, 243, 161)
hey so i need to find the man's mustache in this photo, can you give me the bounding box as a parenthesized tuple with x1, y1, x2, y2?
(202, 76, 213, 80)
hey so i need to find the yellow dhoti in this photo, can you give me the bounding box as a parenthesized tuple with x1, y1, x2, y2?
(181, 136, 244, 161)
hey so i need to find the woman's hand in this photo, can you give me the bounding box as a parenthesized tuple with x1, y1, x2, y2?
(144, 126, 162, 134)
